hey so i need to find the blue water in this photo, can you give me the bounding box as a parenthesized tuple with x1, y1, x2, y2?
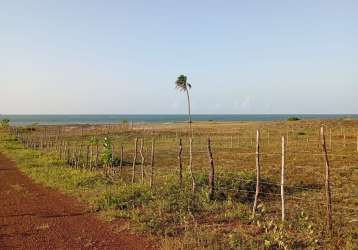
(1, 114, 357, 125)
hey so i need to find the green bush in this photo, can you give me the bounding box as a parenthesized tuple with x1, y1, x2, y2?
(1, 119, 10, 128)
(287, 117, 300, 121)
(101, 137, 112, 165)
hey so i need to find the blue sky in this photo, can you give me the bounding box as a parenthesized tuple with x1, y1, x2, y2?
(1, 1, 357, 114)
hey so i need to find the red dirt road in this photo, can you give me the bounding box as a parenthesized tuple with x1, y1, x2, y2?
(0, 155, 155, 250)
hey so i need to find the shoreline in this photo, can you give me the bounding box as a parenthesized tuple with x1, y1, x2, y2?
(4, 116, 358, 127)
(7, 117, 358, 127)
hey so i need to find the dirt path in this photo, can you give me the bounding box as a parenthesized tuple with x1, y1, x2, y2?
(0, 154, 156, 250)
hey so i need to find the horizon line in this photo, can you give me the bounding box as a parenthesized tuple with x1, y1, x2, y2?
(2, 113, 358, 116)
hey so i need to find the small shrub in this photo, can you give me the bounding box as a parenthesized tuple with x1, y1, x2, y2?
(287, 117, 300, 121)
(1, 119, 10, 128)
(101, 137, 112, 165)
(216, 172, 279, 203)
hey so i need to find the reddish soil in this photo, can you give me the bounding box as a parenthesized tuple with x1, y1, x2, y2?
(0, 155, 156, 250)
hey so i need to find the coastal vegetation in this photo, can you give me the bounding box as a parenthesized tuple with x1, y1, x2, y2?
(1, 118, 10, 128)
(1, 119, 357, 249)
(175, 75, 193, 128)
(287, 117, 301, 121)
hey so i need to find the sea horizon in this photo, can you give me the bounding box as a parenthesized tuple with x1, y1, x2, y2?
(1, 114, 358, 125)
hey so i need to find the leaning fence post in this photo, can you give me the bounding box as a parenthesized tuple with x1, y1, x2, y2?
(207, 137, 215, 200)
(320, 127, 333, 234)
(131, 138, 138, 183)
(252, 130, 260, 217)
(139, 139, 145, 184)
(281, 136, 285, 223)
(149, 138, 155, 188)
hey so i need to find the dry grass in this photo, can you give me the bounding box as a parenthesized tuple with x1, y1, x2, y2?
(8, 119, 358, 249)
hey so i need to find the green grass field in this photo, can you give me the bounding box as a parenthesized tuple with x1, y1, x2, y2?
(1, 119, 357, 249)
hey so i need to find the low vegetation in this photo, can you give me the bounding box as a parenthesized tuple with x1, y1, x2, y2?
(1, 119, 357, 249)
(1, 118, 10, 128)
(287, 117, 300, 121)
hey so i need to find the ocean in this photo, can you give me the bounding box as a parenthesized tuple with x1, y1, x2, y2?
(1, 114, 357, 126)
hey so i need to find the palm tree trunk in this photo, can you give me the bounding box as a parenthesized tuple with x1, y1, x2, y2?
(186, 89, 192, 130)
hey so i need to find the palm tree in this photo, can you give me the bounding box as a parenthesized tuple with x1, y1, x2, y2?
(175, 75, 192, 129)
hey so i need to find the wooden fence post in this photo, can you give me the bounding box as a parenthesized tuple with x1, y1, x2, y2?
(252, 130, 260, 217)
(86, 145, 90, 168)
(178, 138, 183, 186)
(281, 136, 285, 223)
(119, 145, 124, 172)
(208, 137, 215, 200)
(189, 138, 196, 192)
(139, 139, 145, 184)
(131, 138, 138, 183)
(150, 138, 155, 188)
(320, 127, 333, 234)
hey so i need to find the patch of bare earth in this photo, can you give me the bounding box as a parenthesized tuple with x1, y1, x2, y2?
(0, 155, 155, 250)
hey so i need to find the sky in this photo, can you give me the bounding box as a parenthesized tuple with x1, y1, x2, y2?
(1, 0, 357, 114)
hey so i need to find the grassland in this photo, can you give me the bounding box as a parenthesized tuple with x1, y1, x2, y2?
(1, 119, 357, 249)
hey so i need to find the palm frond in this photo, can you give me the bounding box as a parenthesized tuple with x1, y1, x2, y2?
(175, 75, 189, 91)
